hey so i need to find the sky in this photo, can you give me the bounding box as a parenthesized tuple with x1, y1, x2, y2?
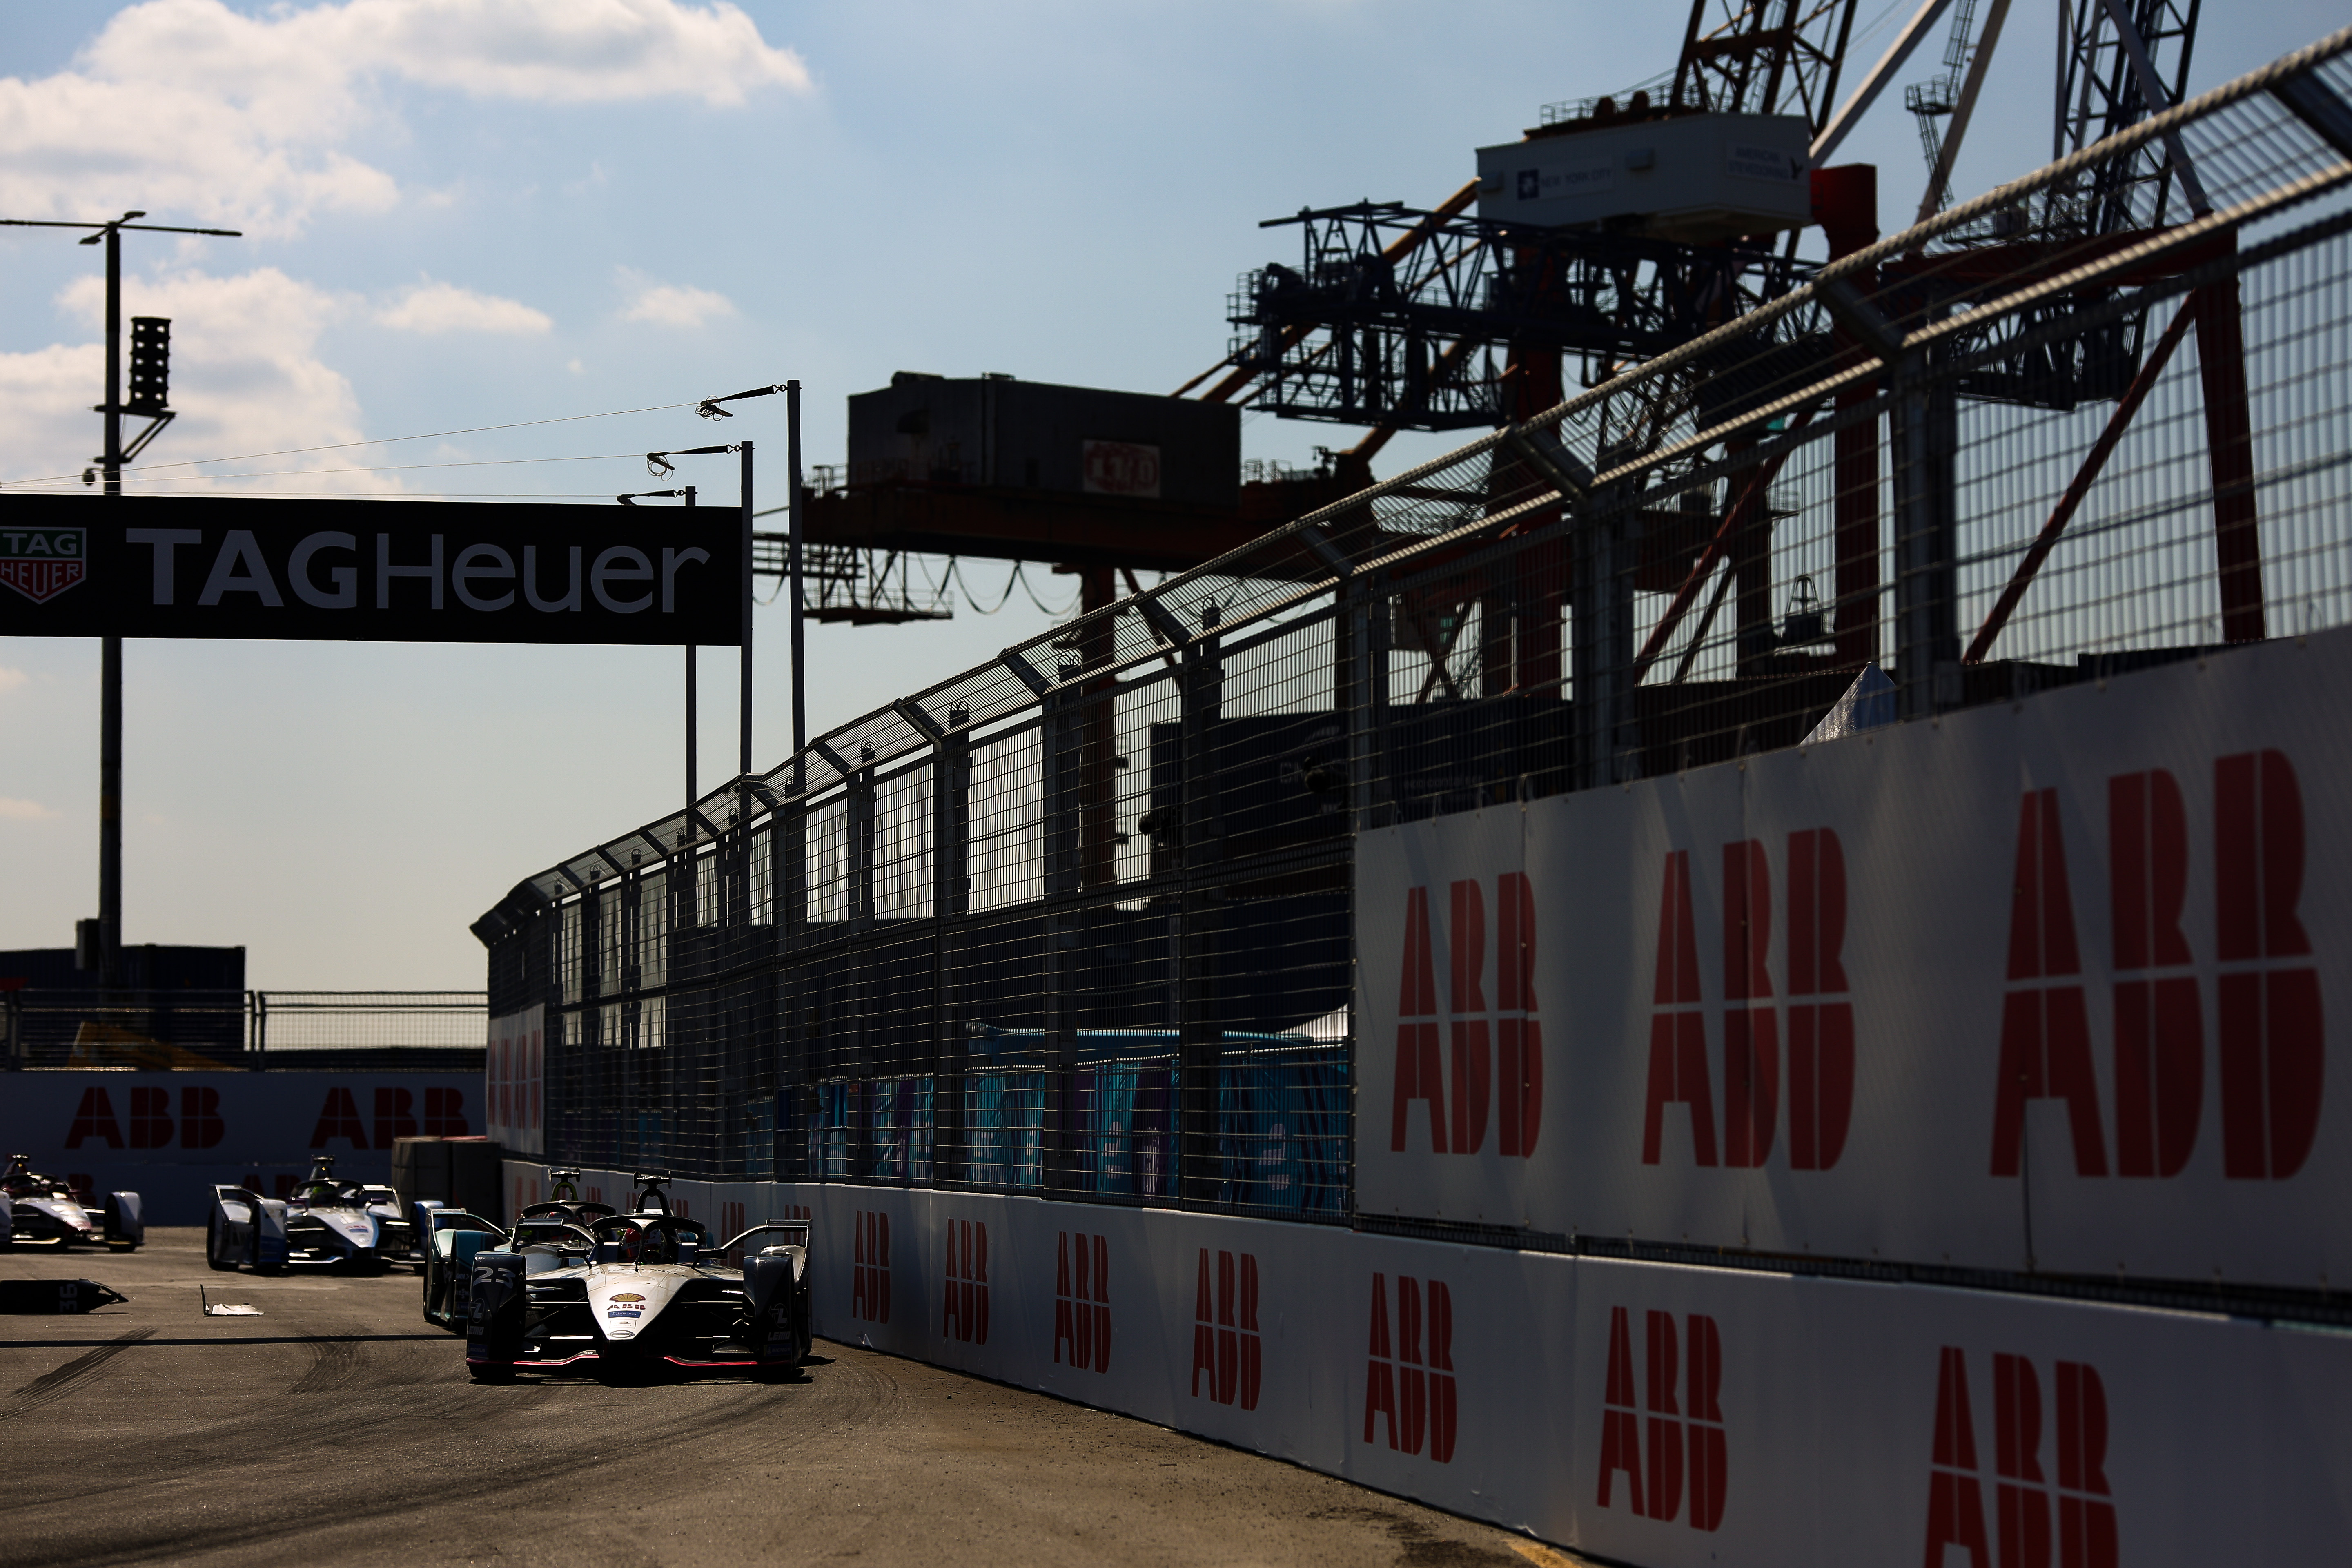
(0, 0, 2339, 988)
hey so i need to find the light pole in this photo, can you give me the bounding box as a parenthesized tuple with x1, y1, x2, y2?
(618, 486, 699, 808)
(656, 379, 805, 788)
(1, 211, 241, 988)
(644, 442, 753, 782)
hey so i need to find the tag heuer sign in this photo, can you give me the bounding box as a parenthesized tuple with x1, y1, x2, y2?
(0, 526, 87, 605)
(0, 496, 744, 647)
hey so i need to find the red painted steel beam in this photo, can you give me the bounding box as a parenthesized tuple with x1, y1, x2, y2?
(2191, 270, 2268, 643)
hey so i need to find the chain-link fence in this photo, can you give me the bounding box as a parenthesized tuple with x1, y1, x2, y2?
(475, 31, 2352, 1223)
(1, 990, 488, 1068)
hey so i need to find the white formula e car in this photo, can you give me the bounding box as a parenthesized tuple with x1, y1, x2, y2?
(466, 1172, 811, 1380)
(207, 1156, 414, 1272)
(3, 1155, 143, 1251)
(422, 1170, 612, 1331)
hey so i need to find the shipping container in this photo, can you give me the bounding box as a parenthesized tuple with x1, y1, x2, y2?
(847, 373, 1241, 510)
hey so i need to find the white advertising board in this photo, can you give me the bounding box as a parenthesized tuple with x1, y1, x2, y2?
(501, 1164, 2352, 1566)
(2, 1073, 478, 1222)
(1359, 630, 2352, 1287)
(486, 1003, 543, 1156)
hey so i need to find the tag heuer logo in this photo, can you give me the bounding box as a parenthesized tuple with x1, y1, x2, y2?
(0, 527, 88, 605)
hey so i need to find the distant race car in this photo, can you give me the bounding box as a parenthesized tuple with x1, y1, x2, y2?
(422, 1170, 612, 1331)
(2, 1155, 143, 1252)
(207, 1156, 414, 1272)
(466, 1171, 811, 1379)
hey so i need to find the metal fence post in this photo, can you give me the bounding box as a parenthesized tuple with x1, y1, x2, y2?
(1570, 486, 1629, 788)
(1892, 346, 1961, 719)
(932, 710, 971, 1184)
(1176, 604, 1224, 1205)
(1041, 671, 1081, 1192)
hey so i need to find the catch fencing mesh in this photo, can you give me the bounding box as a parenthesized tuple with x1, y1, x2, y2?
(477, 33, 2352, 1225)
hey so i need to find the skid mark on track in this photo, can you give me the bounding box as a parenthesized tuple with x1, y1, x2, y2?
(289, 1336, 361, 1394)
(0, 1329, 157, 1420)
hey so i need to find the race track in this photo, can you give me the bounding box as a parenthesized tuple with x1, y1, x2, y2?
(0, 1230, 1557, 1568)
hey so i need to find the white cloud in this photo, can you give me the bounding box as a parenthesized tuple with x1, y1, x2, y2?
(0, 267, 396, 497)
(0, 798, 58, 821)
(0, 0, 808, 236)
(619, 275, 737, 328)
(376, 280, 552, 336)
(0, 668, 28, 692)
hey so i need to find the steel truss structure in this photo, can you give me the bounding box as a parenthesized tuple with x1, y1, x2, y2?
(477, 33, 2352, 1224)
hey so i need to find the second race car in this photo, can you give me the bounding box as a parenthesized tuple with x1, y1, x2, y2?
(3, 1155, 143, 1251)
(207, 1156, 414, 1272)
(466, 1172, 811, 1379)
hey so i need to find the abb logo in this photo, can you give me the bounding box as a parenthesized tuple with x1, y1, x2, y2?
(1190, 1248, 1260, 1410)
(1926, 1347, 2115, 1568)
(1362, 1272, 1456, 1462)
(1996, 754, 2321, 1180)
(718, 1200, 746, 1237)
(1392, 875, 1542, 1158)
(1646, 831, 1853, 1170)
(65, 1085, 467, 1149)
(308, 1086, 469, 1148)
(1054, 1230, 1111, 1373)
(852, 1210, 892, 1324)
(1596, 1307, 1726, 1532)
(941, 1218, 990, 1343)
(86, 1086, 225, 1150)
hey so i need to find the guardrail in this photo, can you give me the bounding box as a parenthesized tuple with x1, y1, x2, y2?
(0, 989, 488, 1069)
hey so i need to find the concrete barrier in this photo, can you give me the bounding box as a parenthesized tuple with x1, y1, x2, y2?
(506, 1160, 2352, 1564)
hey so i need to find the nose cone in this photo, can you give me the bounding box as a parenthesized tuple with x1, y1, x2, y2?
(588, 1270, 690, 1344)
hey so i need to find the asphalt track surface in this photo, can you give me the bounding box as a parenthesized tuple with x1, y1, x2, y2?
(0, 1230, 1574, 1568)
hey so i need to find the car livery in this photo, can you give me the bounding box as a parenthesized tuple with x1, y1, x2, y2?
(466, 1171, 811, 1379)
(3, 1155, 143, 1252)
(207, 1156, 412, 1272)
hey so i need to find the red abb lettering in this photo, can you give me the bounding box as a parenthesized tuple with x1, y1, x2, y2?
(2111, 770, 2201, 1177)
(1991, 791, 2108, 1176)
(1393, 875, 1541, 1159)
(1991, 753, 2321, 1183)
(1361, 1272, 1456, 1462)
(1723, 842, 1779, 1168)
(852, 1210, 891, 1324)
(1644, 834, 1851, 1171)
(1596, 1306, 1725, 1531)
(1190, 1248, 1261, 1410)
(374, 1087, 419, 1151)
(2216, 749, 2321, 1179)
(1786, 827, 1855, 1169)
(942, 1218, 989, 1343)
(423, 1087, 468, 1136)
(1644, 851, 1718, 1165)
(180, 1086, 224, 1149)
(65, 1087, 124, 1150)
(308, 1087, 369, 1149)
(1497, 871, 1543, 1156)
(129, 1086, 173, 1149)
(1392, 886, 1446, 1153)
(1450, 880, 1491, 1155)
(1053, 1230, 1111, 1373)
(1924, 1347, 2115, 1568)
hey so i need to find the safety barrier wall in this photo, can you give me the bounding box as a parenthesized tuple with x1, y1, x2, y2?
(0, 1073, 479, 1223)
(506, 1160, 2352, 1564)
(1360, 625, 2352, 1290)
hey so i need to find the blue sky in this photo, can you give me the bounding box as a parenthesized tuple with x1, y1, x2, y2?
(0, 0, 2337, 987)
